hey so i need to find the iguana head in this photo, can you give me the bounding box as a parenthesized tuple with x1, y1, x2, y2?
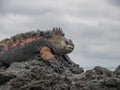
(50, 28, 74, 55)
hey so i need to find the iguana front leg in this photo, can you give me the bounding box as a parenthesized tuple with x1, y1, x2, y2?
(40, 46, 56, 63)
(40, 46, 64, 73)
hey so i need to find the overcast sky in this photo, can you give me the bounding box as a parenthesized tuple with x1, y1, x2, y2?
(0, 0, 120, 69)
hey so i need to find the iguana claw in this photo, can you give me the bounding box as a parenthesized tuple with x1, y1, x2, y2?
(50, 63, 64, 73)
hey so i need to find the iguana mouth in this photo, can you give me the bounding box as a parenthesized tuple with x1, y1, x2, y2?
(67, 45, 74, 50)
(65, 45, 74, 53)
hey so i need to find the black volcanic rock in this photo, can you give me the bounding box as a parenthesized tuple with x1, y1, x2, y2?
(94, 66, 112, 77)
(0, 55, 83, 90)
(114, 65, 120, 78)
(0, 55, 120, 90)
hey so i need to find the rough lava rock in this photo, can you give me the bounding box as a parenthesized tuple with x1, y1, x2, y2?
(114, 65, 120, 78)
(0, 55, 120, 90)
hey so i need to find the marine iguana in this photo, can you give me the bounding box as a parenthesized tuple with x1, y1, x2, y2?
(0, 28, 74, 66)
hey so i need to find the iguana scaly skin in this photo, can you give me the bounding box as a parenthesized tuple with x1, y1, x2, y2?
(0, 28, 74, 65)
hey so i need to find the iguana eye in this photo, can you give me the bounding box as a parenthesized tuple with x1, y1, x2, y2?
(65, 41, 69, 45)
(65, 39, 72, 45)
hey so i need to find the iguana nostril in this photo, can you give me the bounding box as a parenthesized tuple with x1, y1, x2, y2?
(65, 41, 69, 45)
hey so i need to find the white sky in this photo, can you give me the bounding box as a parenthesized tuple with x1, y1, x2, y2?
(0, 0, 120, 69)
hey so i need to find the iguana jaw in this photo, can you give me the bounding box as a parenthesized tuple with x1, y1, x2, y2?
(65, 45, 74, 53)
